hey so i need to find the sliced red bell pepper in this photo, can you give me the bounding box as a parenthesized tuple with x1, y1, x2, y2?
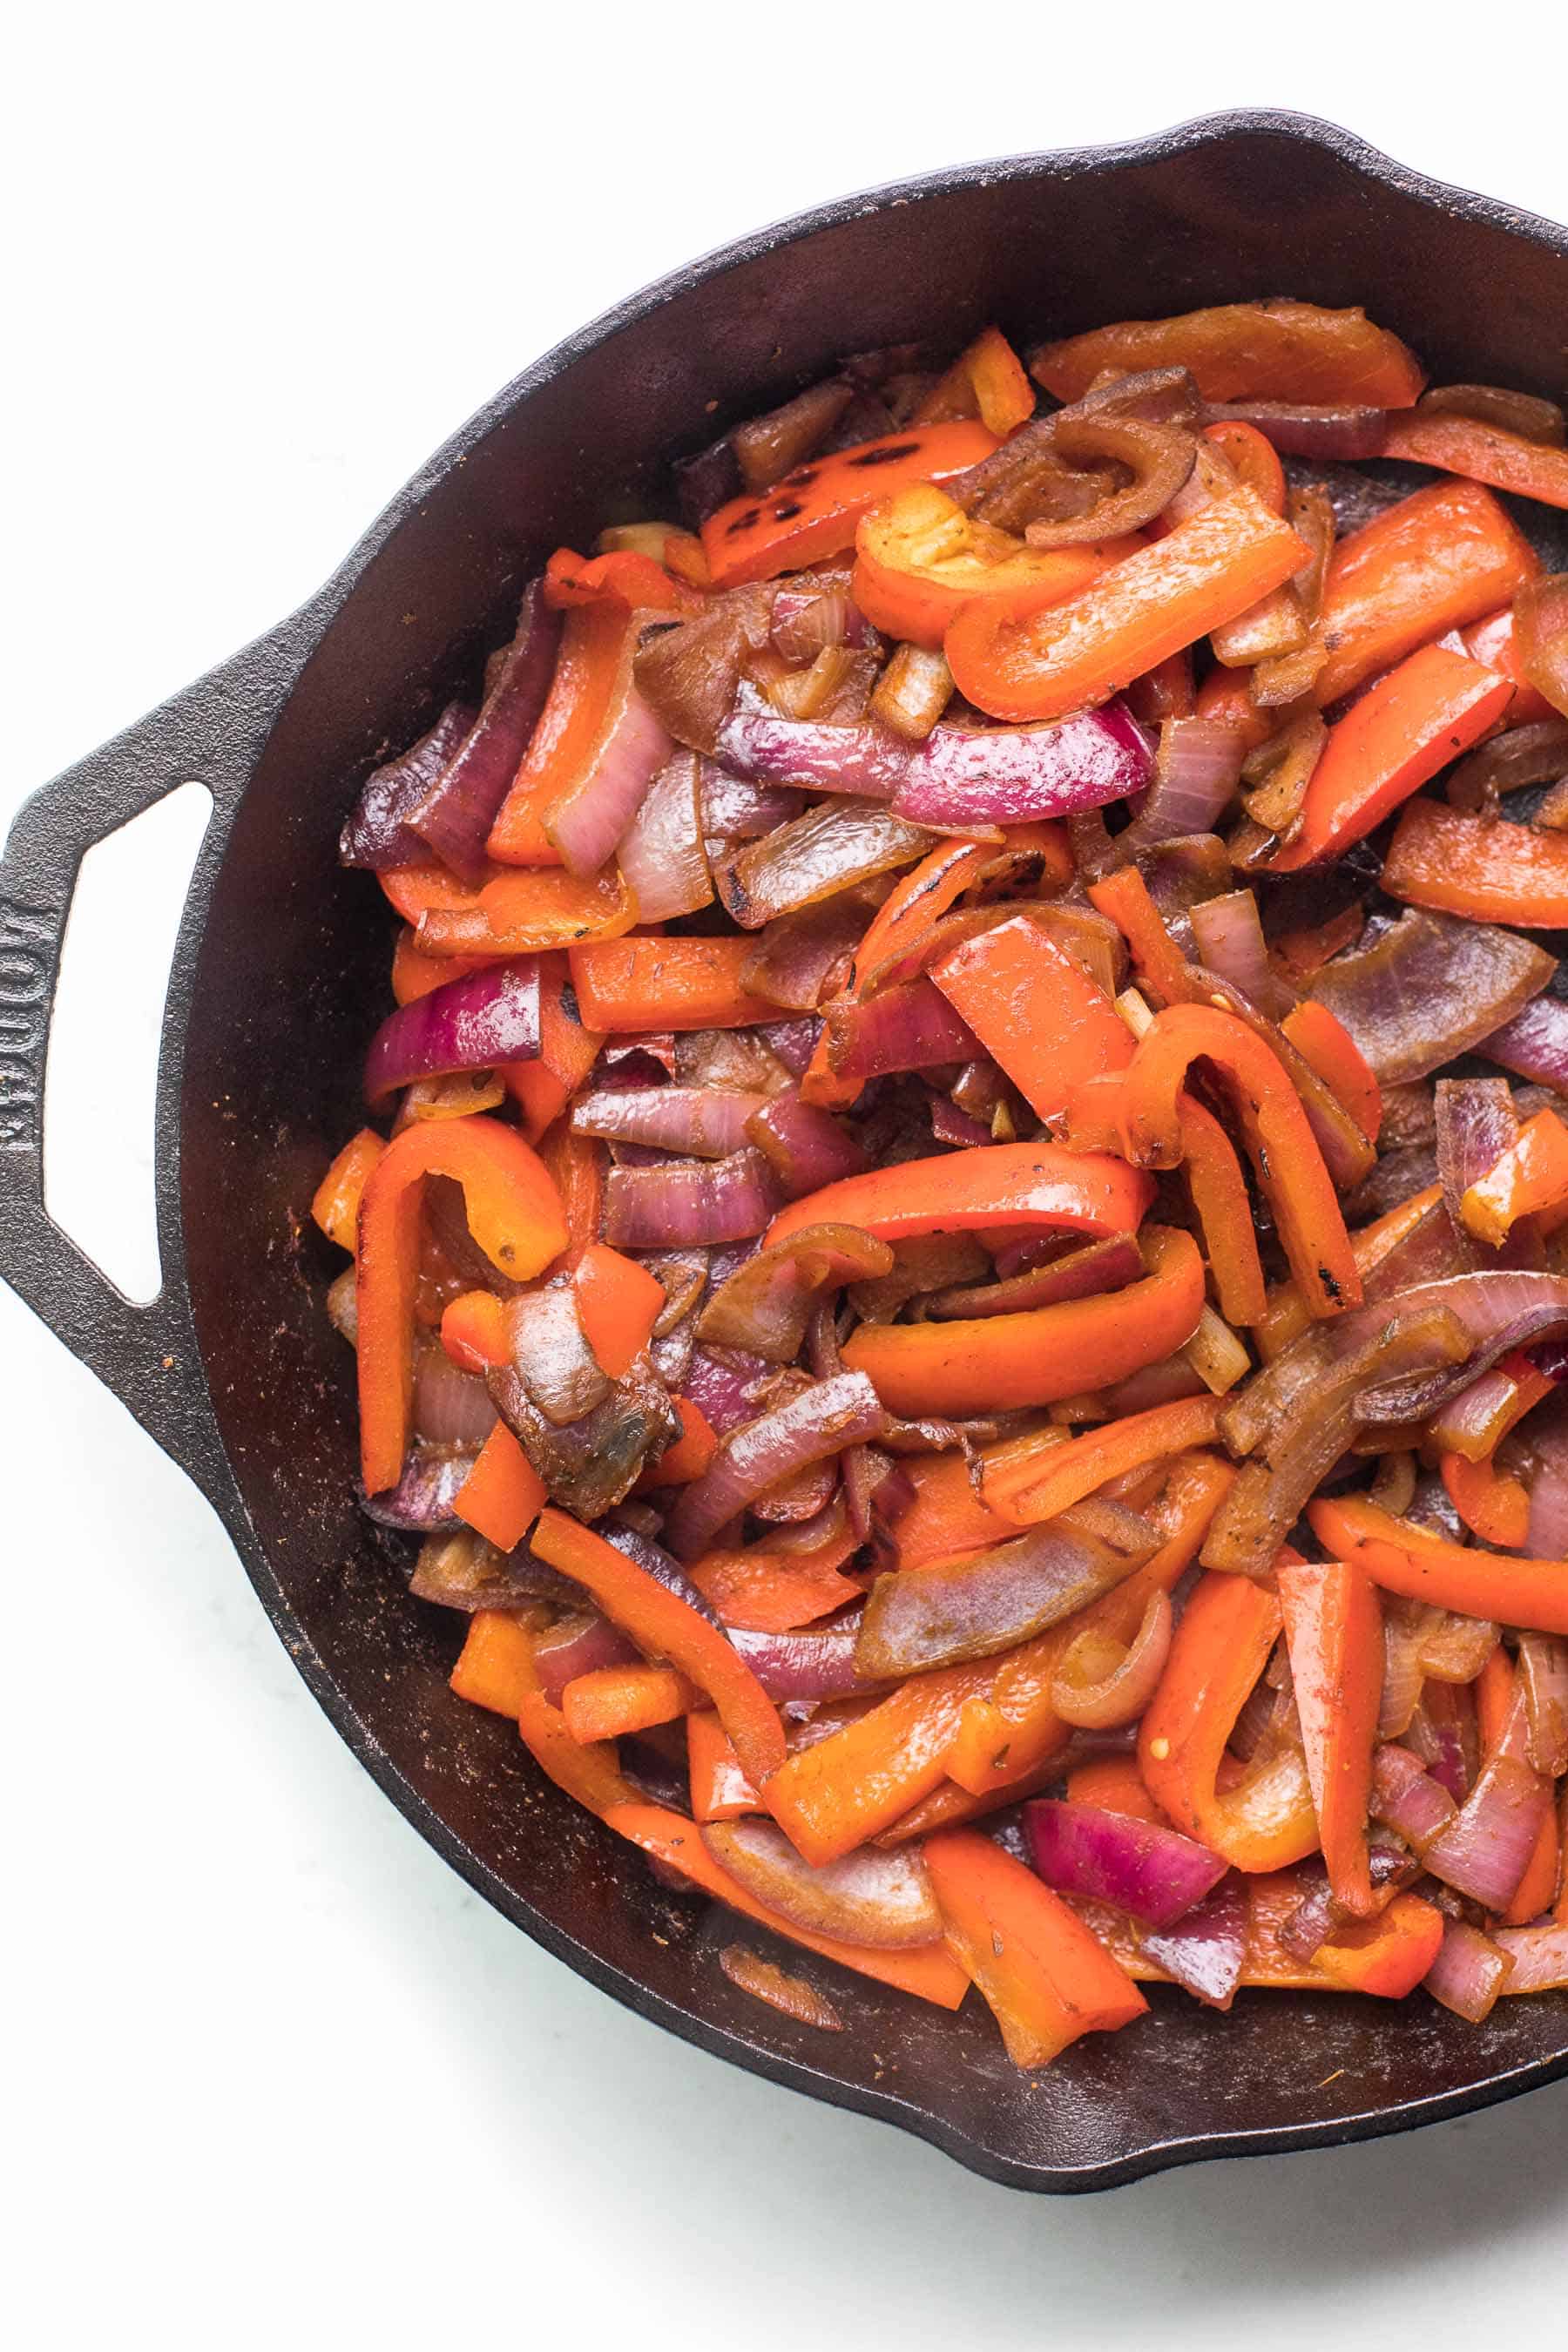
(450, 1608, 543, 1717)
(1255, 1183, 1444, 1361)
(453, 1422, 548, 1552)
(766, 1139, 1151, 1252)
(1175, 1097, 1269, 1328)
(841, 1224, 1205, 1419)
(687, 1711, 763, 1822)
(1031, 299, 1426, 408)
(1440, 1448, 1531, 1549)
(537, 1119, 604, 1267)
(355, 1117, 567, 1495)
(1064, 1754, 1170, 1826)
(1311, 1895, 1446, 1997)
(1308, 1493, 1568, 1637)
(985, 1396, 1226, 1525)
(1461, 1106, 1568, 1244)
(501, 951, 605, 1141)
(1121, 1003, 1360, 1319)
(529, 1509, 786, 1784)
(634, 1396, 720, 1491)
(849, 826, 1071, 996)
(1382, 798, 1568, 928)
(1138, 1569, 1321, 1874)
(762, 1659, 997, 1864)
(561, 1662, 692, 1743)
(913, 325, 1035, 435)
(570, 1241, 665, 1377)
(1267, 642, 1517, 871)
(700, 419, 999, 588)
(486, 601, 637, 865)
(929, 914, 1132, 1124)
(1085, 864, 1192, 1007)
(1280, 1000, 1382, 1148)
(391, 929, 494, 1004)
(945, 488, 1309, 723)
(311, 1128, 386, 1254)
(416, 865, 638, 959)
(543, 545, 704, 616)
(568, 935, 776, 1031)
(852, 482, 1135, 650)
(439, 1288, 509, 1372)
(1462, 605, 1557, 725)
(1277, 1558, 1382, 1916)
(1379, 409, 1568, 512)
(1200, 417, 1288, 510)
(686, 1517, 863, 1632)
(923, 1828, 1147, 2065)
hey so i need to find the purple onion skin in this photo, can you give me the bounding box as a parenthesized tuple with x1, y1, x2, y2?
(1141, 1876, 1248, 2008)
(534, 1612, 640, 1700)
(681, 1345, 775, 1436)
(409, 580, 562, 882)
(340, 700, 477, 870)
(1202, 401, 1389, 460)
(364, 959, 542, 1105)
(359, 1446, 475, 1531)
(666, 1371, 889, 1561)
(1024, 1800, 1227, 1930)
(728, 1620, 884, 1703)
(1480, 992, 1568, 1091)
(890, 704, 1152, 828)
(603, 1150, 780, 1250)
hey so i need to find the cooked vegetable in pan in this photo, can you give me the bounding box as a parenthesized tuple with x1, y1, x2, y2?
(318, 297, 1568, 2063)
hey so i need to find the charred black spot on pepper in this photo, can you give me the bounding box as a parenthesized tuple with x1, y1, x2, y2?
(726, 508, 763, 537)
(771, 500, 804, 521)
(847, 441, 920, 468)
(783, 466, 819, 490)
(1321, 1267, 1342, 1301)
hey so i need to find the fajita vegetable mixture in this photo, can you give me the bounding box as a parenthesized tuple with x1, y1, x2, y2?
(316, 298, 1568, 2064)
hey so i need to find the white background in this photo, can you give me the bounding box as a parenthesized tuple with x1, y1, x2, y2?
(4, 8, 1564, 2345)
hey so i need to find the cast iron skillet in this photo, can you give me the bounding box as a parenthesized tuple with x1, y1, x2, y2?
(3, 111, 1566, 2193)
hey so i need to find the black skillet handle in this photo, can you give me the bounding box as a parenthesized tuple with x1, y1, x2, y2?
(0, 623, 304, 1473)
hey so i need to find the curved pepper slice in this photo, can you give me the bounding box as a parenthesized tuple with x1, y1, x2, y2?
(1031, 299, 1426, 408)
(1379, 409, 1568, 512)
(454, 1423, 548, 1552)
(1382, 798, 1568, 929)
(1440, 1448, 1530, 1549)
(1307, 1494, 1568, 1638)
(841, 1225, 1205, 1419)
(946, 487, 1309, 723)
(766, 1139, 1152, 1252)
(570, 935, 776, 1032)
(929, 914, 1133, 1126)
(355, 1116, 568, 1494)
(700, 420, 999, 589)
(529, 1509, 786, 1784)
(1138, 1570, 1320, 1875)
(1279, 1001, 1382, 1148)
(849, 826, 1071, 996)
(852, 483, 1135, 649)
(543, 545, 704, 616)
(1277, 1558, 1382, 1917)
(912, 325, 1036, 436)
(1120, 1003, 1360, 1320)
(487, 601, 638, 866)
(311, 1127, 386, 1254)
(1462, 1108, 1568, 1246)
(987, 1396, 1226, 1525)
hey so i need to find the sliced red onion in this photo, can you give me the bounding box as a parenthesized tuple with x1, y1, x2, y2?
(1190, 890, 1295, 1020)
(1423, 1918, 1516, 2023)
(714, 702, 909, 798)
(727, 1619, 882, 1704)
(701, 1818, 941, 1950)
(855, 1516, 1151, 1677)
(600, 1517, 721, 1625)
(714, 802, 936, 931)
(1098, 1355, 1212, 1414)
(698, 1223, 892, 1363)
(1115, 720, 1245, 860)
(745, 1086, 872, 1199)
(1276, 1845, 1416, 1960)
(680, 1344, 777, 1437)
(615, 747, 713, 921)
(1141, 1876, 1248, 2009)
(571, 1084, 768, 1161)
(545, 678, 672, 878)
(1306, 909, 1555, 1086)
(1356, 1272, 1568, 1424)
(533, 1609, 640, 1701)
(927, 1232, 1144, 1321)
(360, 1444, 476, 1531)
(753, 1456, 839, 1523)
(1435, 1077, 1517, 1247)
(411, 1346, 499, 1448)
(340, 700, 477, 869)
(1024, 1800, 1226, 1929)
(1526, 1395, 1568, 1554)
(1478, 991, 1568, 1092)
(364, 959, 541, 1105)
(1494, 1923, 1568, 1991)
(814, 980, 981, 1093)
(1517, 1635, 1568, 1777)
(496, 1285, 610, 1428)
(771, 584, 879, 656)
(739, 899, 866, 1012)
(665, 1370, 889, 1560)
(1203, 400, 1389, 458)
(1409, 1685, 1476, 1803)
(603, 1148, 780, 1250)
(407, 1526, 576, 1610)
(1423, 1749, 1555, 1911)
(409, 582, 562, 881)
(1370, 1743, 1457, 1852)
(699, 759, 807, 840)
(889, 703, 1152, 828)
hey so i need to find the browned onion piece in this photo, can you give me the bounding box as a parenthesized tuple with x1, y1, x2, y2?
(1417, 382, 1566, 447)
(717, 1946, 846, 2031)
(713, 802, 936, 930)
(702, 1819, 942, 1949)
(1418, 1610, 1501, 1686)
(1051, 1590, 1173, 1729)
(666, 1370, 889, 1560)
(847, 1233, 991, 1324)
(927, 1232, 1144, 1321)
(871, 644, 955, 742)
(855, 1516, 1151, 1677)
(1445, 718, 1568, 814)
(732, 377, 856, 495)
(1305, 909, 1554, 1085)
(1021, 416, 1197, 549)
(635, 587, 774, 754)
(1513, 575, 1568, 719)
(1241, 711, 1327, 844)
(1202, 400, 1389, 460)
(491, 1285, 609, 1428)
(947, 365, 1201, 529)
(409, 1529, 574, 1612)
(571, 1085, 768, 1161)
(617, 747, 713, 921)
(739, 896, 869, 1012)
(1434, 1077, 1517, 1248)
(697, 1223, 893, 1363)
(1517, 1633, 1568, 1776)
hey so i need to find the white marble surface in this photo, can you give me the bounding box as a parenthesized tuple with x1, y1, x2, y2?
(4, 10, 1564, 2343)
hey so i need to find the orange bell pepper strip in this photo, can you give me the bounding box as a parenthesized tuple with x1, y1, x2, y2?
(886, 1419, 1067, 1571)
(1461, 1107, 1568, 1246)
(687, 1711, 762, 1822)
(440, 1288, 509, 1371)
(923, 1828, 1147, 2065)
(571, 1241, 665, 1377)
(852, 482, 1133, 650)
(1382, 798, 1568, 929)
(450, 1608, 542, 1717)
(561, 1662, 692, 1744)
(929, 915, 1132, 1124)
(1121, 1004, 1360, 1320)
(1031, 299, 1426, 408)
(985, 1396, 1226, 1526)
(501, 951, 605, 1142)
(378, 861, 490, 926)
(487, 602, 633, 866)
(1441, 1445, 1531, 1549)
(842, 1224, 1205, 1420)
(517, 1686, 637, 1819)
(1312, 1894, 1447, 1996)
(913, 325, 1035, 435)
(311, 1128, 386, 1254)
(1268, 643, 1517, 872)
(1199, 422, 1308, 667)
(1434, 1348, 1554, 1464)
(1308, 1493, 1568, 1637)
(604, 1802, 970, 2007)
(767, 1139, 1152, 1252)
(1462, 605, 1557, 725)
(1176, 1097, 1269, 1328)
(1312, 480, 1540, 707)
(1379, 409, 1568, 512)
(542, 544, 704, 616)
(634, 1395, 720, 1490)
(568, 934, 776, 1031)
(1200, 417, 1288, 510)
(1084, 866, 1190, 1007)
(391, 929, 493, 1004)
(1277, 1558, 1382, 1916)
(1064, 1754, 1170, 1826)
(1138, 1569, 1320, 1874)
(686, 1521, 862, 1632)
(1280, 1001, 1382, 1148)
(1255, 1182, 1444, 1361)
(355, 1117, 568, 1495)
(536, 1120, 602, 1266)
(946, 1452, 1235, 1797)
(700, 419, 999, 589)
(945, 487, 1310, 724)
(416, 865, 639, 959)
(848, 826, 1071, 995)
(762, 1659, 997, 1865)
(528, 1509, 786, 1784)
(453, 1422, 548, 1552)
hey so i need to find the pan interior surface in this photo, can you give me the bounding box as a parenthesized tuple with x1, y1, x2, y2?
(172, 116, 1568, 2189)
